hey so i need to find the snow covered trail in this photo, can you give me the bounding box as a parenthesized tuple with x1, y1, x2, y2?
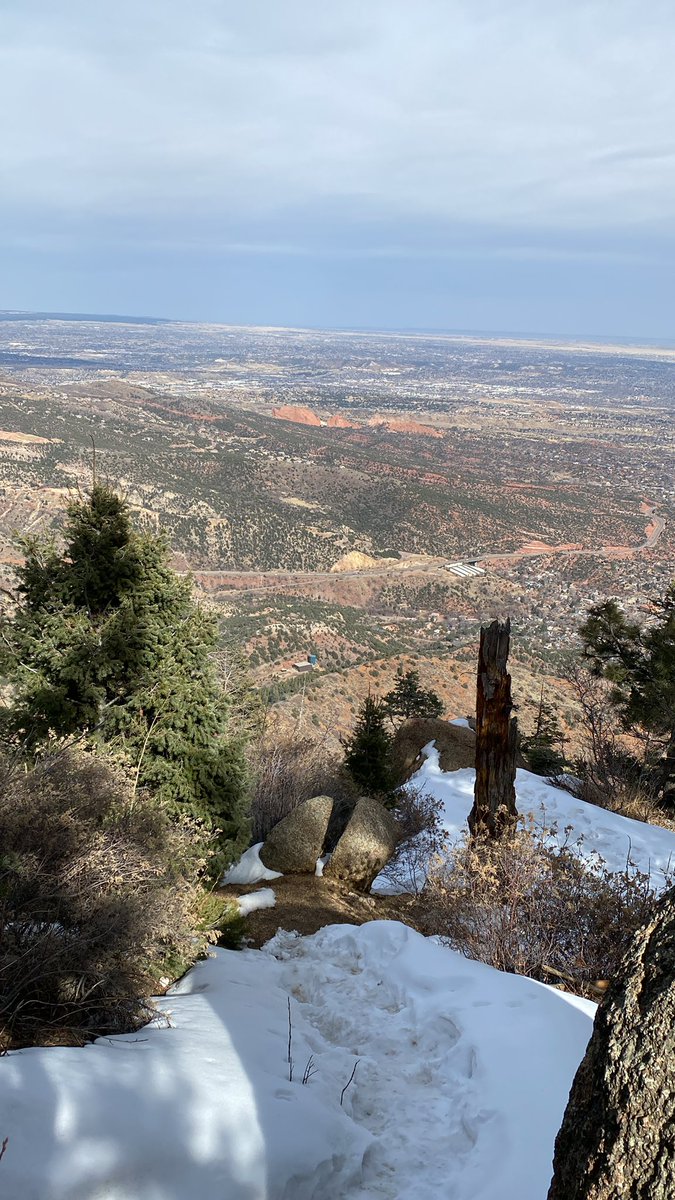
(0, 921, 594, 1200)
(6, 753, 671, 1200)
(0, 944, 371, 1200)
(270, 921, 595, 1200)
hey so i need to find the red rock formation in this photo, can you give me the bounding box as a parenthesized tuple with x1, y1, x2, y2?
(272, 405, 322, 426)
(366, 417, 444, 438)
(326, 412, 361, 429)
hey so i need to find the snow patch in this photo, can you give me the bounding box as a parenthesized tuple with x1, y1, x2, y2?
(236, 887, 276, 916)
(373, 743, 675, 894)
(222, 841, 282, 886)
(1, 922, 595, 1200)
(315, 854, 330, 878)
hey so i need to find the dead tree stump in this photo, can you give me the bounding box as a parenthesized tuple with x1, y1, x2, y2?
(468, 618, 518, 838)
(547, 884, 675, 1200)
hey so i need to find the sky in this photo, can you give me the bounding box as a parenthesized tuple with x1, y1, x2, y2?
(1, 0, 675, 337)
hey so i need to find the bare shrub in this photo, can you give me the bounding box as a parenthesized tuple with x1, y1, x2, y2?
(582, 774, 675, 832)
(377, 785, 446, 894)
(249, 733, 359, 844)
(0, 749, 219, 1048)
(567, 664, 675, 831)
(418, 820, 669, 995)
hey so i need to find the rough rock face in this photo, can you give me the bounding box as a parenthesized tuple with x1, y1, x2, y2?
(392, 716, 527, 784)
(325, 797, 400, 891)
(547, 884, 675, 1200)
(392, 718, 477, 781)
(259, 795, 334, 874)
(271, 405, 322, 427)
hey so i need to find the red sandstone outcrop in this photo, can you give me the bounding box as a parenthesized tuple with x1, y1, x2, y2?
(272, 405, 322, 426)
(326, 413, 361, 429)
(366, 417, 444, 438)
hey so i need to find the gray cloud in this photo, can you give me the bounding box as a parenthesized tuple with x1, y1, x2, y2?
(2, 0, 675, 235)
(3, 0, 675, 337)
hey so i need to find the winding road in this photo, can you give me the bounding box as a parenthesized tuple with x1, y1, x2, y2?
(189, 501, 666, 590)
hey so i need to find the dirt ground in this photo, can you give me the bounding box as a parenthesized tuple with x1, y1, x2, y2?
(219, 873, 418, 949)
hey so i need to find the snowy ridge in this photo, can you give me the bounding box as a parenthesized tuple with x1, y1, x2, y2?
(374, 744, 675, 894)
(5, 754, 675, 1199)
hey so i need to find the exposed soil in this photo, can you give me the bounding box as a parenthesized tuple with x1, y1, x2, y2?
(219, 873, 416, 949)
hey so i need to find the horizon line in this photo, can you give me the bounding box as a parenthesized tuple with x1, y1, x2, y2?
(2, 308, 675, 354)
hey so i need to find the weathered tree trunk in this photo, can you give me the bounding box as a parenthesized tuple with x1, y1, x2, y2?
(468, 618, 518, 838)
(548, 885, 675, 1200)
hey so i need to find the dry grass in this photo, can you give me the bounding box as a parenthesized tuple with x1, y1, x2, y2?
(0, 749, 223, 1048)
(414, 819, 669, 997)
(578, 777, 675, 833)
(248, 732, 359, 844)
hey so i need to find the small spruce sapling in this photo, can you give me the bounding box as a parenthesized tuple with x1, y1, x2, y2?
(341, 693, 396, 798)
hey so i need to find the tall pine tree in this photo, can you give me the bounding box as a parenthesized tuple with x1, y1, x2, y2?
(342, 694, 395, 798)
(383, 667, 444, 722)
(0, 485, 250, 869)
(579, 586, 675, 809)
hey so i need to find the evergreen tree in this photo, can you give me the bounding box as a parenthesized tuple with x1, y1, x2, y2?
(383, 667, 444, 722)
(579, 586, 675, 808)
(520, 687, 569, 777)
(0, 485, 250, 869)
(342, 694, 395, 797)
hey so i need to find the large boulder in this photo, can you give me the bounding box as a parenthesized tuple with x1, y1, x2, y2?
(393, 716, 526, 782)
(393, 717, 477, 781)
(325, 797, 401, 891)
(259, 795, 334, 873)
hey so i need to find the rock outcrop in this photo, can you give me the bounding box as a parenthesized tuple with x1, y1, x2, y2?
(326, 412, 361, 429)
(392, 718, 477, 781)
(260, 795, 334, 873)
(325, 797, 400, 891)
(548, 884, 675, 1200)
(330, 550, 397, 573)
(392, 716, 527, 784)
(366, 416, 444, 438)
(271, 405, 322, 427)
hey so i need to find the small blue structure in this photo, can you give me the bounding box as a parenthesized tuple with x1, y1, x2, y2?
(307, 654, 318, 666)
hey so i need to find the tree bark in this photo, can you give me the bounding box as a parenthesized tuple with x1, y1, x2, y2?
(548, 885, 675, 1200)
(468, 618, 518, 838)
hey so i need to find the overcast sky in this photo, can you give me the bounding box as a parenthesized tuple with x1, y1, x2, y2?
(2, 0, 675, 336)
